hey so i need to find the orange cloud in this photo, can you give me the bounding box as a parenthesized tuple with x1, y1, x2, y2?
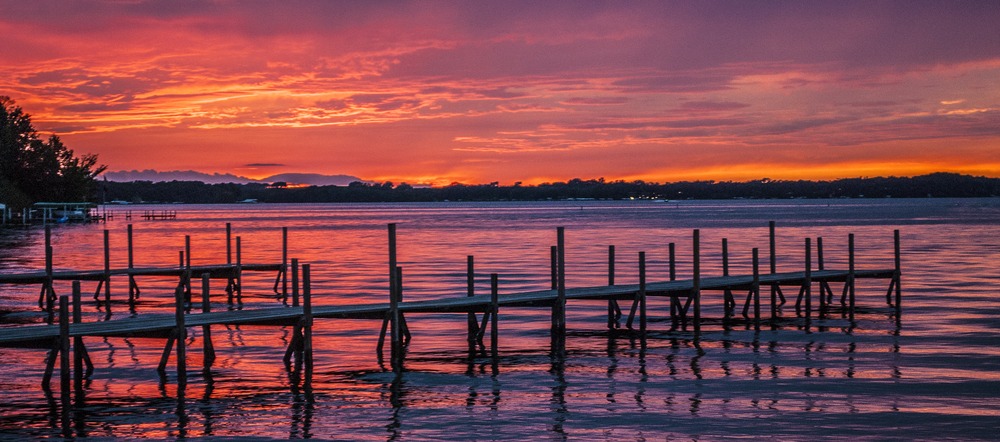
(2, 2, 998, 185)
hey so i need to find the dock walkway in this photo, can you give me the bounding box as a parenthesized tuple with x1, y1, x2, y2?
(0, 268, 895, 349)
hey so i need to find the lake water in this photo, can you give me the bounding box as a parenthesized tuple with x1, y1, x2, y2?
(1, 199, 998, 439)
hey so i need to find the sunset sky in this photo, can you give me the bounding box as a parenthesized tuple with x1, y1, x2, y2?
(3, 1, 999, 185)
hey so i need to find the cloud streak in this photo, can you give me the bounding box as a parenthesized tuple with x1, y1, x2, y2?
(2, 0, 998, 184)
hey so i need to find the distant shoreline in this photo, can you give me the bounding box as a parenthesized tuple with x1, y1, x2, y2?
(98, 172, 999, 205)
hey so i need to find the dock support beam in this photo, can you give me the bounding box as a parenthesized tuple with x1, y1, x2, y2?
(607, 245, 620, 330)
(769, 221, 786, 313)
(490, 273, 499, 362)
(72, 282, 93, 393)
(157, 285, 187, 386)
(638, 252, 647, 335)
(722, 238, 734, 317)
(669, 242, 680, 328)
(388, 224, 403, 372)
(551, 227, 566, 355)
(302, 264, 314, 386)
(201, 273, 215, 369)
(797, 238, 812, 318)
(128, 224, 139, 301)
(751, 248, 761, 327)
(888, 229, 902, 313)
(59, 295, 70, 435)
(283, 227, 289, 297)
(467, 256, 478, 352)
(40, 226, 55, 312)
(845, 233, 856, 320)
(693, 229, 701, 333)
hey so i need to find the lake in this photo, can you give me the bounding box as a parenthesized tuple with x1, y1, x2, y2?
(1, 198, 998, 439)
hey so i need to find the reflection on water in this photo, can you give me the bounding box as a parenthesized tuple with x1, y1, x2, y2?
(1, 199, 999, 439)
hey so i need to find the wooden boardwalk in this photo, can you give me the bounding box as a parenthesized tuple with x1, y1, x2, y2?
(0, 268, 896, 349)
(0, 222, 902, 401)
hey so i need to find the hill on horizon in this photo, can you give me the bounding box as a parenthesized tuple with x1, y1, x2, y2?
(103, 169, 364, 186)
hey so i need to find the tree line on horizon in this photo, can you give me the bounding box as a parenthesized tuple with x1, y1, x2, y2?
(101, 172, 1000, 204)
(1, 97, 107, 210)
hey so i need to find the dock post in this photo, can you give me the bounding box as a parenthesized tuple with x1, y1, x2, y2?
(225, 223, 235, 297)
(467, 256, 477, 352)
(127, 224, 138, 302)
(282, 227, 289, 298)
(817, 237, 826, 317)
(71, 283, 83, 393)
(102, 229, 111, 306)
(847, 233, 856, 320)
(550, 246, 558, 290)
(388, 224, 402, 372)
(72, 282, 93, 393)
(397, 266, 411, 344)
(59, 295, 70, 436)
(893, 229, 902, 313)
(551, 227, 566, 354)
(41, 226, 55, 312)
(639, 251, 647, 335)
(175, 282, 187, 386)
(769, 221, 786, 307)
(283, 260, 303, 368)
(693, 229, 701, 332)
(804, 238, 812, 318)
(184, 235, 192, 301)
(490, 273, 499, 362)
(752, 248, 761, 327)
(235, 236, 243, 298)
(669, 242, 678, 327)
(722, 238, 733, 317)
(291, 258, 300, 307)
(201, 273, 215, 369)
(38, 226, 56, 310)
(302, 264, 314, 385)
(607, 245, 620, 329)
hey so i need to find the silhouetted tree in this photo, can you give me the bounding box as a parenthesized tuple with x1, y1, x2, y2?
(1, 97, 107, 208)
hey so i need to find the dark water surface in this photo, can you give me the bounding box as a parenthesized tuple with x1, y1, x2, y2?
(1, 199, 998, 439)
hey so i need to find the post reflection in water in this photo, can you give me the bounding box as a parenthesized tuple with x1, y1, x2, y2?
(0, 199, 997, 439)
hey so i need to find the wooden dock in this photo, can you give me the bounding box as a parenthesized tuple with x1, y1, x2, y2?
(0, 222, 902, 395)
(0, 224, 288, 310)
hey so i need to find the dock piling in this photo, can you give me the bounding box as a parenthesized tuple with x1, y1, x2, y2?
(847, 233, 856, 320)
(281, 227, 288, 297)
(236, 236, 243, 298)
(201, 273, 215, 369)
(607, 245, 620, 329)
(72, 282, 93, 392)
(302, 264, 313, 385)
(550, 227, 567, 354)
(467, 256, 478, 352)
(59, 294, 70, 434)
(490, 273, 499, 361)
(693, 229, 701, 332)
(549, 246, 557, 290)
(722, 238, 734, 317)
(752, 248, 761, 326)
(769, 221, 787, 307)
(893, 229, 902, 312)
(102, 230, 111, 306)
(639, 251, 647, 335)
(291, 258, 300, 307)
(128, 224, 138, 301)
(388, 224, 403, 372)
